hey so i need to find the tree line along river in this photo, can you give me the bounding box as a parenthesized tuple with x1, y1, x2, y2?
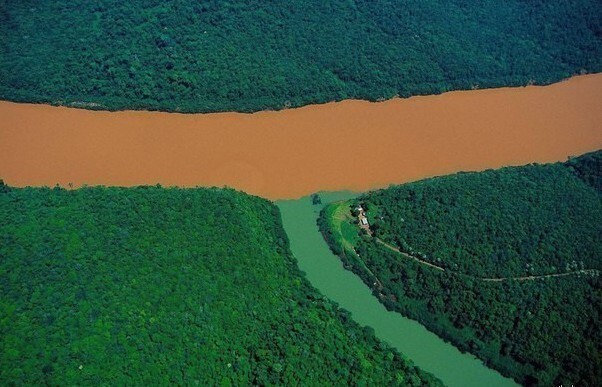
(2, 74, 601, 385)
(277, 192, 517, 387)
(1, 74, 601, 199)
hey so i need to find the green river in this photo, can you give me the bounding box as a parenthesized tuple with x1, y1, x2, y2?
(276, 192, 517, 387)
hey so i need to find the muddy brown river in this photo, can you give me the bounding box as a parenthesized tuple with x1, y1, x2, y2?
(1, 74, 601, 199)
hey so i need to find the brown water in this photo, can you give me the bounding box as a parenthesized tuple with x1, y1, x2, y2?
(1, 74, 601, 199)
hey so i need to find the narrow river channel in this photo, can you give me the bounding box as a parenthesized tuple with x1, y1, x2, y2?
(277, 192, 517, 387)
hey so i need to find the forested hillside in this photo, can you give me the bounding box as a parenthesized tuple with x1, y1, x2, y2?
(1, 0, 601, 113)
(0, 184, 440, 385)
(364, 157, 602, 278)
(319, 151, 602, 386)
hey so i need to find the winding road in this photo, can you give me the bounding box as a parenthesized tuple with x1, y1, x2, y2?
(375, 237, 600, 282)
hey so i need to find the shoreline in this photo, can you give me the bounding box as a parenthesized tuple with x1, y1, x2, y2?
(1, 73, 601, 200)
(1, 73, 597, 117)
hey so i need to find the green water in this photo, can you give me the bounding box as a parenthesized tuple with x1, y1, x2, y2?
(276, 192, 517, 387)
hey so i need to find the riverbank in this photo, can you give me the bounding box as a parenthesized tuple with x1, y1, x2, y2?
(2, 74, 601, 199)
(276, 192, 517, 387)
(315, 153, 602, 385)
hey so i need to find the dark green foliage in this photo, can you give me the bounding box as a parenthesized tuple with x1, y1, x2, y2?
(566, 150, 602, 192)
(366, 159, 602, 278)
(1, 0, 601, 113)
(319, 151, 602, 386)
(0, 186, 440, 386)
(311, 193, 322, 206)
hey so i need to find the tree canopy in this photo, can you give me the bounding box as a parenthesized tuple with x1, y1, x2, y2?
(319, 150, 602, 386)
(1, 0, 601, 113)
(0, 185, 440, 385)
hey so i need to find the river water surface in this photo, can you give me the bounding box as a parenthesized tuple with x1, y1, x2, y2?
(1, 74, 601, 199)
(277, 192, 517, 387)
(2, 76, 599, 385)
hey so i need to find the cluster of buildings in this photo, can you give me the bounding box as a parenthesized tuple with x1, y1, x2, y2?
(356, 205, 370, 230)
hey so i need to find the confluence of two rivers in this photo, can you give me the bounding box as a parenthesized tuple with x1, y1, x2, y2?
(3, 75, 601, 385)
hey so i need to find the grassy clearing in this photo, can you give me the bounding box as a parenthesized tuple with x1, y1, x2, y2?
(323, 200, 359, 252)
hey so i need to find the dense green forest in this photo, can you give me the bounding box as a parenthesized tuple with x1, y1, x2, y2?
(319, 151, 602, 386)
(0, 184, 441, 385)
(1, 0, 601, 113)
